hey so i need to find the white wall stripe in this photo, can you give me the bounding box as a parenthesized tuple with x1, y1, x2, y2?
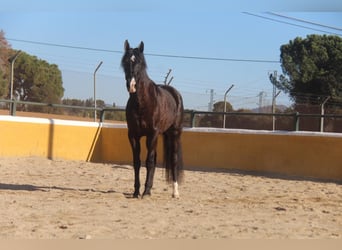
(1, 115, 342, 138)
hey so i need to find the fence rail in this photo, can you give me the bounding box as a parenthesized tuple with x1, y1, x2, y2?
(0, 99, 102, 115)
(1, 99, 342, 132)
(185, 110, 342, 131)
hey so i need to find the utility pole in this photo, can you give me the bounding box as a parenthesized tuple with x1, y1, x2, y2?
(93, 61, 103, 122)
(257, 91, 267, 113)
(8, 50, 21, 114)
(223, 84, 234, 128)
(320, 96, 331, 132)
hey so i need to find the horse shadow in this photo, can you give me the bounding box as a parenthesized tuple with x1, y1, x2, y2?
(184, 166, 342, 185)
(0, 183, 118, 194)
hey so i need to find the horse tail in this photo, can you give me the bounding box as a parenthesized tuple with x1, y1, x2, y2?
(176, 139, 184, 183)
(163, 131, 184, 184)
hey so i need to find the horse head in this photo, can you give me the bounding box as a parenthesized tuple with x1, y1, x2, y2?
(121, 40, 147, 93)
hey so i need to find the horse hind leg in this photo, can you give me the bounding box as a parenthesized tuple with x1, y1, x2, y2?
(172, 141, 182, 199)
(165, 129, 183, 198)
(173, 181, 179, 198)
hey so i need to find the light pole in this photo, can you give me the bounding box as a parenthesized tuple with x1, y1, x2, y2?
(223, 84, 234, 128)
(320, 96, 331, 132)
(272, 90, 281, 131)
(93, 61, 103, 121)
(8, 50, 21, 113)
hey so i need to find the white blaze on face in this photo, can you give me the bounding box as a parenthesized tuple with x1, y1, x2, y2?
(172, 182, 179, 198)
(130, 55, 136, 62)
(129, 77, 136, 93)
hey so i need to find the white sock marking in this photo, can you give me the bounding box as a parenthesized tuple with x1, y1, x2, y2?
(173, 181, 179, 198)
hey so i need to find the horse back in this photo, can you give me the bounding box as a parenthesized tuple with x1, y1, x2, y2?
(158, 85, 183, 111)
(158, 84, 184, 129)
(126, 83, 183, 135)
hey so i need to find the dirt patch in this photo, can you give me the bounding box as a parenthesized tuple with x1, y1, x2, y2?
(0, 156, 341, 239)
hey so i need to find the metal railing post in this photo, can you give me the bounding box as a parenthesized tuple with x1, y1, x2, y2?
(10, 99, 16, 116)
(191, 111, 196, 128)
(93, 61, 103, 122)
(223, 84, 234, 128)
(100, 109, 106, 123)
(294, 112, 300, 131)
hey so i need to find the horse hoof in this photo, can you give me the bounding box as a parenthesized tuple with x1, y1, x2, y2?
(133, 192, 140, 198)
(172, 193, 180, 199)
(142, 190, 151, 198)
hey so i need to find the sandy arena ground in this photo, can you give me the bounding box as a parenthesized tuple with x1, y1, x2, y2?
(0, 156, 341, 239)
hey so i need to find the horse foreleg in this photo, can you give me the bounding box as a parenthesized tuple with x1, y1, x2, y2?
(143, 133, 158, 197)
(129, 135, 141, 198)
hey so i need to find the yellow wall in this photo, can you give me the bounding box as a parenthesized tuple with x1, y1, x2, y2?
(0, 116, 341, 182)
(0, 117, 99, 161)
(182, 129, 342, 181)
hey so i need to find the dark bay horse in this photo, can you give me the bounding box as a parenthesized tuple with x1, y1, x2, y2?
(121, 40, 184, 198)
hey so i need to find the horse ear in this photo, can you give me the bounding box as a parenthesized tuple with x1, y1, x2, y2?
(124, 40, 130, 51)
(139, 41, 144, 53)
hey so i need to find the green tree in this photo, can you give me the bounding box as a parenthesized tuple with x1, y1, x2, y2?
(198, 101, 233, 128)
(0, 30, 11, 98)
(270, 34, 342, 106)
(13, 52, 64, 105)
(0, 70, 6, 98)
(213, 101, 233, 112)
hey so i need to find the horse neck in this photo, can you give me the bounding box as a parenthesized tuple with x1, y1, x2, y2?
(134, 71, 156, 108)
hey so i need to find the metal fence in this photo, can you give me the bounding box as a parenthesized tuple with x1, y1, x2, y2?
(1, 99, 101, 116)
(1, 99, 342, 133)
(184, 110, 342, 132)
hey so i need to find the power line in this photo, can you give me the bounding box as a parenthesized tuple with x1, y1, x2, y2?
(266, 12, 342, 32)
(7, 37, 280, 64)
(7, 38, 122, 54)
(145, 52, 279, 63)
(243, 12, 342, 37)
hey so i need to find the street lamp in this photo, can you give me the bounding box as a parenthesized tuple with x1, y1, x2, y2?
(320, 96, 331, 132)
(93, 61, 103, 121)
(223, 84, 234, 128)
(8, 50, 21, 113)
(272, 90, 281, 131)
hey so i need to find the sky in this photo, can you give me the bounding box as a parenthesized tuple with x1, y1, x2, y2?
(1, 1, 342, 110)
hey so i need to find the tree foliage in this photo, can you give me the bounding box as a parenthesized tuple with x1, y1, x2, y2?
(198, 101, 233, 127)
(212, 101, 233, 112)
(0, 30, 11, 97)
(270, 34, 342, 106)
(0, 31, 64, 105)
(13, 52, 64, 104)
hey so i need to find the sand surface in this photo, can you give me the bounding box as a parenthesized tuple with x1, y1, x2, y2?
(0, 156, 341, 239)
